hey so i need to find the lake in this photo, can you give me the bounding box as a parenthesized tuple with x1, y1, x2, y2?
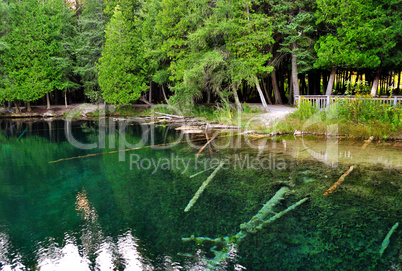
(0, 119, 400, 270)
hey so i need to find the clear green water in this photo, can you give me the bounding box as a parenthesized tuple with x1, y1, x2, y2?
(0, 119, 400, 270)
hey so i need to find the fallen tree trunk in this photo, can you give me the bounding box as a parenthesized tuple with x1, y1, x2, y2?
(181, 187, 309, 269)
(379, 222, 399, 256)
(196, 130, 223, 158)
(184, 161, 226, 212)
(154, 112, 185, 119)
(323, 165, 355, 196)
(140, 96, 153, 106)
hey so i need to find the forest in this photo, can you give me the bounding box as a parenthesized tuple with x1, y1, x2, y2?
(0, 0, 401, 112)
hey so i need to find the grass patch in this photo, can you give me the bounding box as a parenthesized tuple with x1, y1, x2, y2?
(273, 96, 402, 139)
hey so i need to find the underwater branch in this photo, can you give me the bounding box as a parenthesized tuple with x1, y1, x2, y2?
(184, 161, 226, 212)
(323, 165, 355, 196)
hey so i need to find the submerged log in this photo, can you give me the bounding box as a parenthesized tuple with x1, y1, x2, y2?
(239, 186, 290, 233)
(255, 197, 309, 231)
(189, 166, 217, 178)
(361, 136, 374, 150)
(184, 161, 225, 212)
(379, 222, 399, 256)
(323, 165, 355, 196)
(196, 130, 223, 158)
(181, 187, 309, 269)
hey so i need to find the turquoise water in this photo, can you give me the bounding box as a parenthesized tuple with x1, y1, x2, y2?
(0, 119, 400, 270)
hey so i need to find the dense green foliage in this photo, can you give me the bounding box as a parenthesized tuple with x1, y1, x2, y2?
(0, 0, 401, 108)
(315, 0, 398, 70)
(75, 0, 105, 103)
(0, 0, 76, 105)
(97, 5, 147, 104)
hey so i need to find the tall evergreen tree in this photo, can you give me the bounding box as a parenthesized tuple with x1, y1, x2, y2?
(48, 0, 79, 108)
(0, 0, 11, 104)
(97, 5, 147, 104)
(267, 0, 316, 100)
(2, 1, 54, 111)
(0, 0, 77, 110)
(225, 0, 274, 111)
(75, 0, 105, 103)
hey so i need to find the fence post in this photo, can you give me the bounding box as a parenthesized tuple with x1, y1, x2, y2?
(326, 95, 330, 108)
(394, 96, 397, 108)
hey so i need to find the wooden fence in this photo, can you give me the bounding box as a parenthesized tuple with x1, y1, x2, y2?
(294, 95, 402, 110)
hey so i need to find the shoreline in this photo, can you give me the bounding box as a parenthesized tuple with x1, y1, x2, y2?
(1, 103, 401, 141)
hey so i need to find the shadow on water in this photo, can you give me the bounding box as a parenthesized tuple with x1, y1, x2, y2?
(0, 119, 400, 270)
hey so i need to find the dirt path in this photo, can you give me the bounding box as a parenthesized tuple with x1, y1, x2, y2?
(249, 104, 296, 127)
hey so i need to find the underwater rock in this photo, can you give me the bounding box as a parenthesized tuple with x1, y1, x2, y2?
(302, 177, 316, 183)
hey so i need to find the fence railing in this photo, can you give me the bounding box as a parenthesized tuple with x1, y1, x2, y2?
(294, 95, 402, 110)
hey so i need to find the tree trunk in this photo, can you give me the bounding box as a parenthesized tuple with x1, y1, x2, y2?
(26, 101, 32, 112)
(397, 70, 401, 94)
(140, 96, 153, 106)
(388, 71, 393, 95)
(288, 76, 293, 105)
(322, 71, 328, 94)
(161, 84, 168, 103)
(291, 42, 300, 98)
(64, 91, 68, 108)
(371, 71, 380, 97)
(207, 88, 211, 104)
(148, 79, 152, 103)
(232, 83, 242, 112)
(279, 69, 287, 103)
(271, 70, 283, 104)
(254, 75, 269, 111)
(261, 77, 272, 104)
(46, 92, 51, 109)
(326, 66, 337, 96)
(14, 100, 20, 114)
(379, 75, 382, 94)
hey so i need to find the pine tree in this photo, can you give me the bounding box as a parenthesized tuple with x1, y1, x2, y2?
(47, 0, 79, 108)
(2, 1, 54, 110)
(224, 0, 274, 111)
(268, 0, 317, 99)
(97, 5, 147, 104)
(75, 0, 105, 103)
(0, 0, 77, 110)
